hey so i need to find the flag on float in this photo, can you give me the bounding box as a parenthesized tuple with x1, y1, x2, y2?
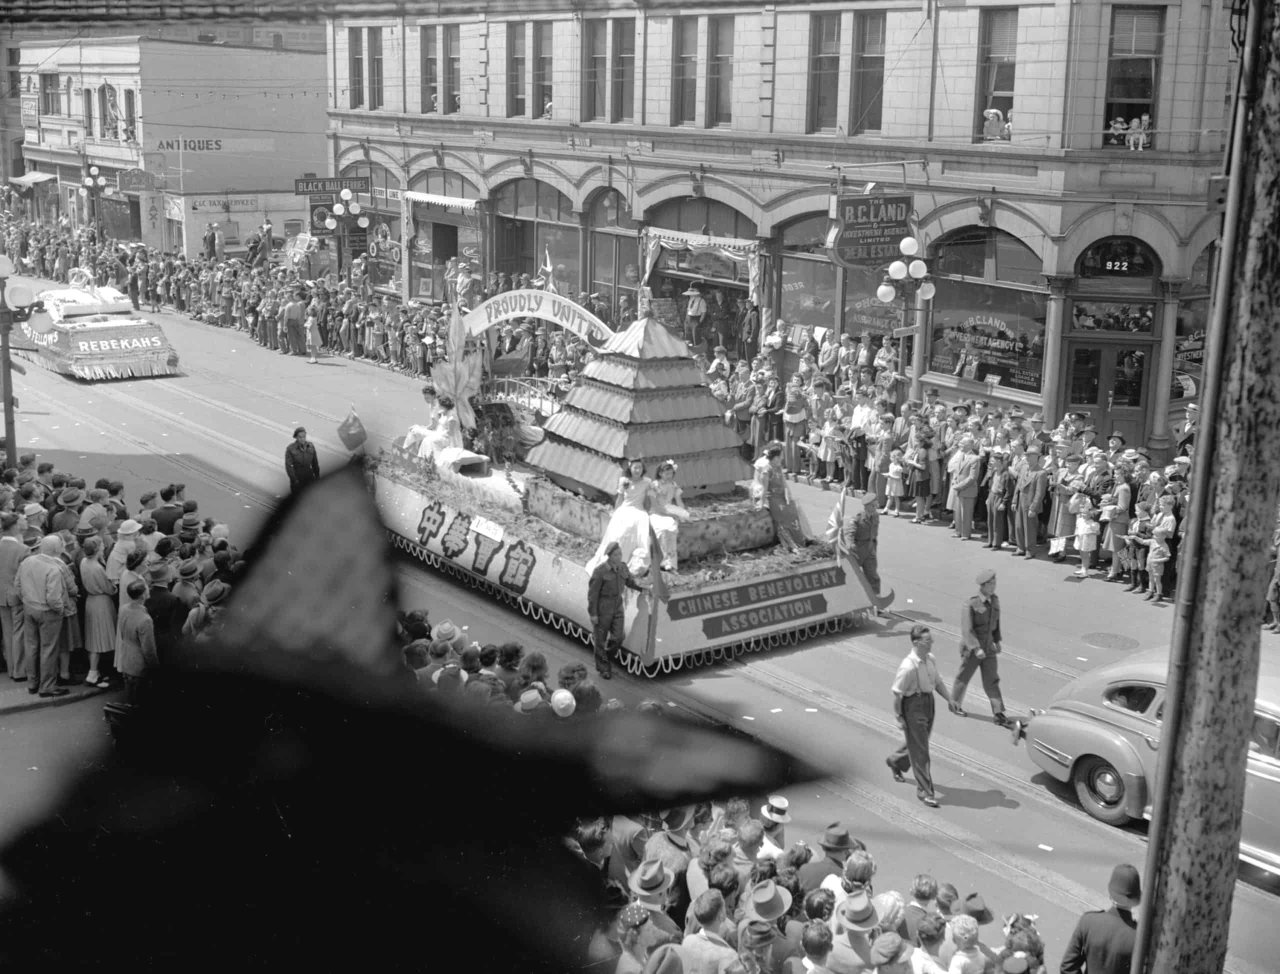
(647, 526, 670, 604)
(826, 485, 848, 564)
(540, 246, 558, 294)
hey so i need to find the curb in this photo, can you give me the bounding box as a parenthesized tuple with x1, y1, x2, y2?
(0, 683, 113, 718)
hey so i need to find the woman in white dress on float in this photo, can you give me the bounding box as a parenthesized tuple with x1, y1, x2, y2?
(648, 460, 691, 571)
(586, 458, 654, 575)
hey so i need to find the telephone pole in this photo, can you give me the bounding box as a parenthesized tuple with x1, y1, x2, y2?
(1132, 0, 1280, 970)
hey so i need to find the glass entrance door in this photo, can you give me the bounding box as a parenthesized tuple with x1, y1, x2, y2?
(1065, 342, 1152, 445)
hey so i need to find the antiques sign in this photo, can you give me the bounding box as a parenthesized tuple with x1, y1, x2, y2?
(827, 194, 913, 267)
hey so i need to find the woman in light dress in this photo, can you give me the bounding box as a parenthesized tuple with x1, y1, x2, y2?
(407, 393, 463, 460)
(586, 458, 654, 575)
(79, 535, 117, 689)
(648, 460, 691, 571)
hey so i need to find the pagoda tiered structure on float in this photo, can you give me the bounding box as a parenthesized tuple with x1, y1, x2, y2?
(525, 316, 752, 500)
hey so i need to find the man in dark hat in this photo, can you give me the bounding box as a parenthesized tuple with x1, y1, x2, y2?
(952, 569, 1010, 727)
(797, 823, 860, 892)
(1174, 402, 1198, 457)
(1060, 864, 1141, 974)
(1105, 431, 1126, 462)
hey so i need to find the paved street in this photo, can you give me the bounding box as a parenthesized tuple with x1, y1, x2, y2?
(4, 276, 1277, 972)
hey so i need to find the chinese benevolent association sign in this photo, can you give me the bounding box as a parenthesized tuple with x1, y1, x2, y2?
(294, 176, 371, 196)
(827, 194, 913, 267)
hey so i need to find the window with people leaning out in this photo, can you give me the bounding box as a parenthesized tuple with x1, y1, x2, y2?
(1103, 7, 1163, 149)
(975, 8, 1017, 142)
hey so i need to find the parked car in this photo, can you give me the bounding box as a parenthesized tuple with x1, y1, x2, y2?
(1014, 647, 1280, 875)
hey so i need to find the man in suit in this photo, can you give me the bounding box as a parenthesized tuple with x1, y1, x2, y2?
(952, 569, 1009, 727)
(117, 579, 159, 704)
(951, 437, 982, 540)
(285, 427, 321, 494)
(144, 562, 186, 663)
(1013, 445, 1049, 558)
(1060, 864, 1140, 974)
(586, 542, 647, 680)
(151, 485, 183, 536)
(797, 823, 859, 893)
(0, 512, 28, 682)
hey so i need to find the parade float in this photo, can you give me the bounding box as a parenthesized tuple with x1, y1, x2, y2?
(14, 269, 180, 380)
(371, 292, 888, 677)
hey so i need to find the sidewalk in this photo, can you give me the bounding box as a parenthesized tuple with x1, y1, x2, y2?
(0, 675, 112, 717)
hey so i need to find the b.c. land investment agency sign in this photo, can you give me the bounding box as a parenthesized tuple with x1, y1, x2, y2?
(827, 194, 914, 267)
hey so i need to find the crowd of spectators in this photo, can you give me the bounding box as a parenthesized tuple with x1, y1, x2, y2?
(0, 454, 243, 700)
(561, 798, 1052, 974)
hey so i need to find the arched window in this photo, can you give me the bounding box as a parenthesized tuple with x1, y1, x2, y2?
(778, 213, 841, 332)
(931, 226, 1041, 286)
(493, 178, 579, 294)
(407, 168, 484, 301)
(587, 189, 640, 322)
(927, 225, 1048, 394)
(1076, 236, 1161, 281)
(646, 197, 755, 240)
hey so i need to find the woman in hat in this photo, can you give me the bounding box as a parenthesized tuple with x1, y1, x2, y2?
(118, 547, 150, 613)
(79, 535, 117, 688)
(1101, 460, 1134, 582)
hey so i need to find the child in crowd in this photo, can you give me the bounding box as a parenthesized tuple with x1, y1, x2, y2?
(884, 448, 906, 516)
(1069, 483, 1101, 578)
(1125, 501, 1154, 594)
(816, 408, 841, 484)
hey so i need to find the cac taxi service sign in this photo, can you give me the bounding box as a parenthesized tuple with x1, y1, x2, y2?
(827, 194, 914, 267)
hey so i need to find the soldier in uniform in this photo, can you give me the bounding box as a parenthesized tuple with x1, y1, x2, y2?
(841, 490, 883, 600)
(952, 569, 1010, 727)
(586, 542, 648, 680)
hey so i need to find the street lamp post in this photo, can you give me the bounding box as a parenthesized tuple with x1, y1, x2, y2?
(0, 256, 36, 469)
(324, 187, 371, 283)
(876, 237, 936, 400)
(80, 165, 116, 241)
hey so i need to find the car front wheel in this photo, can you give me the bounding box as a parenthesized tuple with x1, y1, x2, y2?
(1073, 755, 1133, 826)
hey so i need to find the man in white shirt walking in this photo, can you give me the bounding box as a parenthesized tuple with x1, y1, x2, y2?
(886, 625, 961, 808)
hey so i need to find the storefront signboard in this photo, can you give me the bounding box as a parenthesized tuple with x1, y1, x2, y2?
(117, 169, 155, 193)
(309, 194, 334, 235)
(827, 194, 913, 267)
(20, 96, 39, 127)
(294, 176, 370, 195)
(191, 196, 259, 213)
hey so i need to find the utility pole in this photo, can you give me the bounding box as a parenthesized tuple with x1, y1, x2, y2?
(1132, 0, 1280, 970)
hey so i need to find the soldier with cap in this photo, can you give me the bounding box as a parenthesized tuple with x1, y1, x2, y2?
(840, 490, 883, 601)
(952, 569, 1010, 727)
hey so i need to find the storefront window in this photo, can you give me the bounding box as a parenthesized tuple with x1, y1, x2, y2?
(407, 168, 483, 301)
(1069, 299, 1155, 334)
(929, 278, 1047, 393)
(493, 178, 579, 293)
(340, 160, 403, 284)
(842, 263, 900, 341)
(1172, 243, 1216, 401)
(366, 219, 403, 294)
(779, 215, 838, 331)
(588, 189, 640, 324)
(647, 197, 754, 241)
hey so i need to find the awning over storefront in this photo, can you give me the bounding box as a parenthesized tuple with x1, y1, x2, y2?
(403, 191, 480, 214)
(8, 172, 57, 188)
(640, 225, 763, 308)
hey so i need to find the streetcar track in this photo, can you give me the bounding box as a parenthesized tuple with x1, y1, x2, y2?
(24, 385, 279, 511)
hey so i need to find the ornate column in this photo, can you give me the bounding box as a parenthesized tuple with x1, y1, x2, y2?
(1148, 278, 1185, 453)
(1040, 275, 1073, 422)
(909, 287, 928, 400)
